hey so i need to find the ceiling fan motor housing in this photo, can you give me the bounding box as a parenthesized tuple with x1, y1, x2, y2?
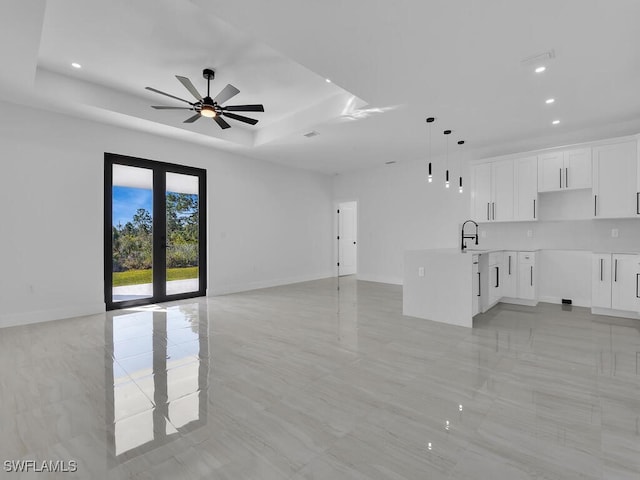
(203, 68, 215, 81)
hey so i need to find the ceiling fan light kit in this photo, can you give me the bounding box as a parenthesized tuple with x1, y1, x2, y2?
(146, 68, 264, 130)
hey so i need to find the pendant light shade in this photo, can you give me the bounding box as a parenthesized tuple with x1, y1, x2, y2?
(444, 130, 452, 188)
(426, 117, 435, 183)
(457, 140, 465, 193)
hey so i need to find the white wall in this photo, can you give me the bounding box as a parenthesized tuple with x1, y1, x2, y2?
(0, 101, 334, 327)
(333, 159, 469, 284)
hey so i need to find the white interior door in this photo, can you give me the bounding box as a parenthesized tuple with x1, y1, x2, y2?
(338, 201, 357, 276)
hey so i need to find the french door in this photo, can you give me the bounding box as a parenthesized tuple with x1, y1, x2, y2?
(104, 153, 206, 310)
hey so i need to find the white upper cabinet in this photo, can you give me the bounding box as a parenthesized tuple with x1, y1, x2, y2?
(538, 148, 591, 192)
(492, 161, 514, 222)
(514, 156, 538, 221)
(471, 161, 514, 222)
(472, 163, 492, 221)
(593, 140, 638, 218)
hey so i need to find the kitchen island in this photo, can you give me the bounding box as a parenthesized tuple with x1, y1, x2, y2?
(404, 248, 539, 327)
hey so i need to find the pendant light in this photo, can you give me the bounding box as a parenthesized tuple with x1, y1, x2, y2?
(457, 140, 465, 193)
(443, 130, 452, 188)
(426, 117, 435, 182)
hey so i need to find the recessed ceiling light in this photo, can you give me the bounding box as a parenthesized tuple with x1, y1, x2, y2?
(71, 62, 82, 69)
(545, 98, 555, 104)
(535, 66, 546, 73)
(325, 78, 332, 83)
(552, 120, 560, 125)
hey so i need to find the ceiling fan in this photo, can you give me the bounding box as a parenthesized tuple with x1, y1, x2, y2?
(146, 68, 264, 130)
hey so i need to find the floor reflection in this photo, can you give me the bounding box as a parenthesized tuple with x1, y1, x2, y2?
(336, 276, 359, 352)
(105, 303, 209, 462)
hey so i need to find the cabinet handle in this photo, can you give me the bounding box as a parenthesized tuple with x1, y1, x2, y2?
(487, 202, 490, 221)
(508, 255, 511, 275)
(636, 274, 639, 299)
(559, 168, 562, 189)
(565, 167, 568, 188)
(492, 202, 495, 220)
(614, 259, 618, 282)
(600, 258, 603, 282)
(594, 195, 597, 216)
(495, 266, 499, 288)
(477, 272, 481, 297)
(530, 266, 533, 286)
(533, 199, 536, 219)
(636, 192, 639, 215)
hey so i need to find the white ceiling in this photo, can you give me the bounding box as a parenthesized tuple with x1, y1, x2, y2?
(2, 0, 640, 173)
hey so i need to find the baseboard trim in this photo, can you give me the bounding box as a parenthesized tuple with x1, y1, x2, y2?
(539, 295, 590, 308)
(0, 302, 106, 329)
(356, 274, 403, 285)
(591, 307, 640, 319)
(209, 272, 335, 296)
(500, 297, 539, 307)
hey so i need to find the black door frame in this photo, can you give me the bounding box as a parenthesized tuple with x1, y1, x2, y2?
(104, 153, 207, 310)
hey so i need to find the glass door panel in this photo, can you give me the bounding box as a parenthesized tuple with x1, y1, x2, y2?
(111, 164, 154, 303)
(165, 173, 200, 296)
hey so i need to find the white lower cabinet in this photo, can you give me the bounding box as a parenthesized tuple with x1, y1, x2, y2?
(472, 256, 480, 316)
(487, 252, 503, 307)
(517, 252, 537, 300)
(592, 253, 640, 314)
(479, 250, 537, 313)
(502, 251, 518, 298)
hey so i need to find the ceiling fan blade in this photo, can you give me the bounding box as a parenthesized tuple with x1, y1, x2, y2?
(213, 84, 240, 105)
(145, 87, 193, 105)
(152, 106, 193, 110)
(222, 104, 264, 112)
(222, 111, 258, 125)
(176, 75, 203, 101)
(213, 116, 231, 129)
(183, 113, 202, 123)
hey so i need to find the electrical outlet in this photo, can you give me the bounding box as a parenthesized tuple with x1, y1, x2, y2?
(418, 267, 425, 277)
(611, 228, 619, 238)
(527, 229, 533, 238)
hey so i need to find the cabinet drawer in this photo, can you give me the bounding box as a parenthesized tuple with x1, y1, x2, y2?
(518, 252, 535, 264)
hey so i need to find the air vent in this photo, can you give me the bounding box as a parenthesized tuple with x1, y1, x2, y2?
(304, 131, 319, 138)
(521, 49, 555, 66)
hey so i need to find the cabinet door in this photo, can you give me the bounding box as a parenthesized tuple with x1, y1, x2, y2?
(514, 156, 538, 221)
(472, 164, 492, 222)
(592, 254, 612, 309)
(502, 251, 518, 298)
(492, 160, 514, 222)
(537, 152, 564, 192)
(563, 148, 591, 190)
(611, 254, 640, 312)
(593, 141, 638, 218)
(472, 261, 480, 316)
(488, 264, 502, 305)
(517, 252, 536, 300)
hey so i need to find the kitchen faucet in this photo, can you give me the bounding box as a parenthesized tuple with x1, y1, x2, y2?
(461, 220, 479, 251)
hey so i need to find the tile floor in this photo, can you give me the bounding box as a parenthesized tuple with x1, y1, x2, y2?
(0, 277, 639, 479)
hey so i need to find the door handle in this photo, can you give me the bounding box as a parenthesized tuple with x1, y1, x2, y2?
(614, 259, 618, 282)
(559, 168, 562, 189)
(594, 195, 597, 216)
(530, 266, 533, 286)
(477, 272, 481, 297)
(636, 274, 639, 299)
(600, 258, 603, 282)
(492, 202, 495, 220)
(353, 241, 356, 245)
(636, 192, 639, 215)
(487, 203, 490, 221)
(508, 255, 511, 275)
(565, 167, 568, 188)
(533, 199, 536, 219)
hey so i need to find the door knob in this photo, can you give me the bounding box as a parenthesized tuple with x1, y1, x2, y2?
(353, 241, 356, 245)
